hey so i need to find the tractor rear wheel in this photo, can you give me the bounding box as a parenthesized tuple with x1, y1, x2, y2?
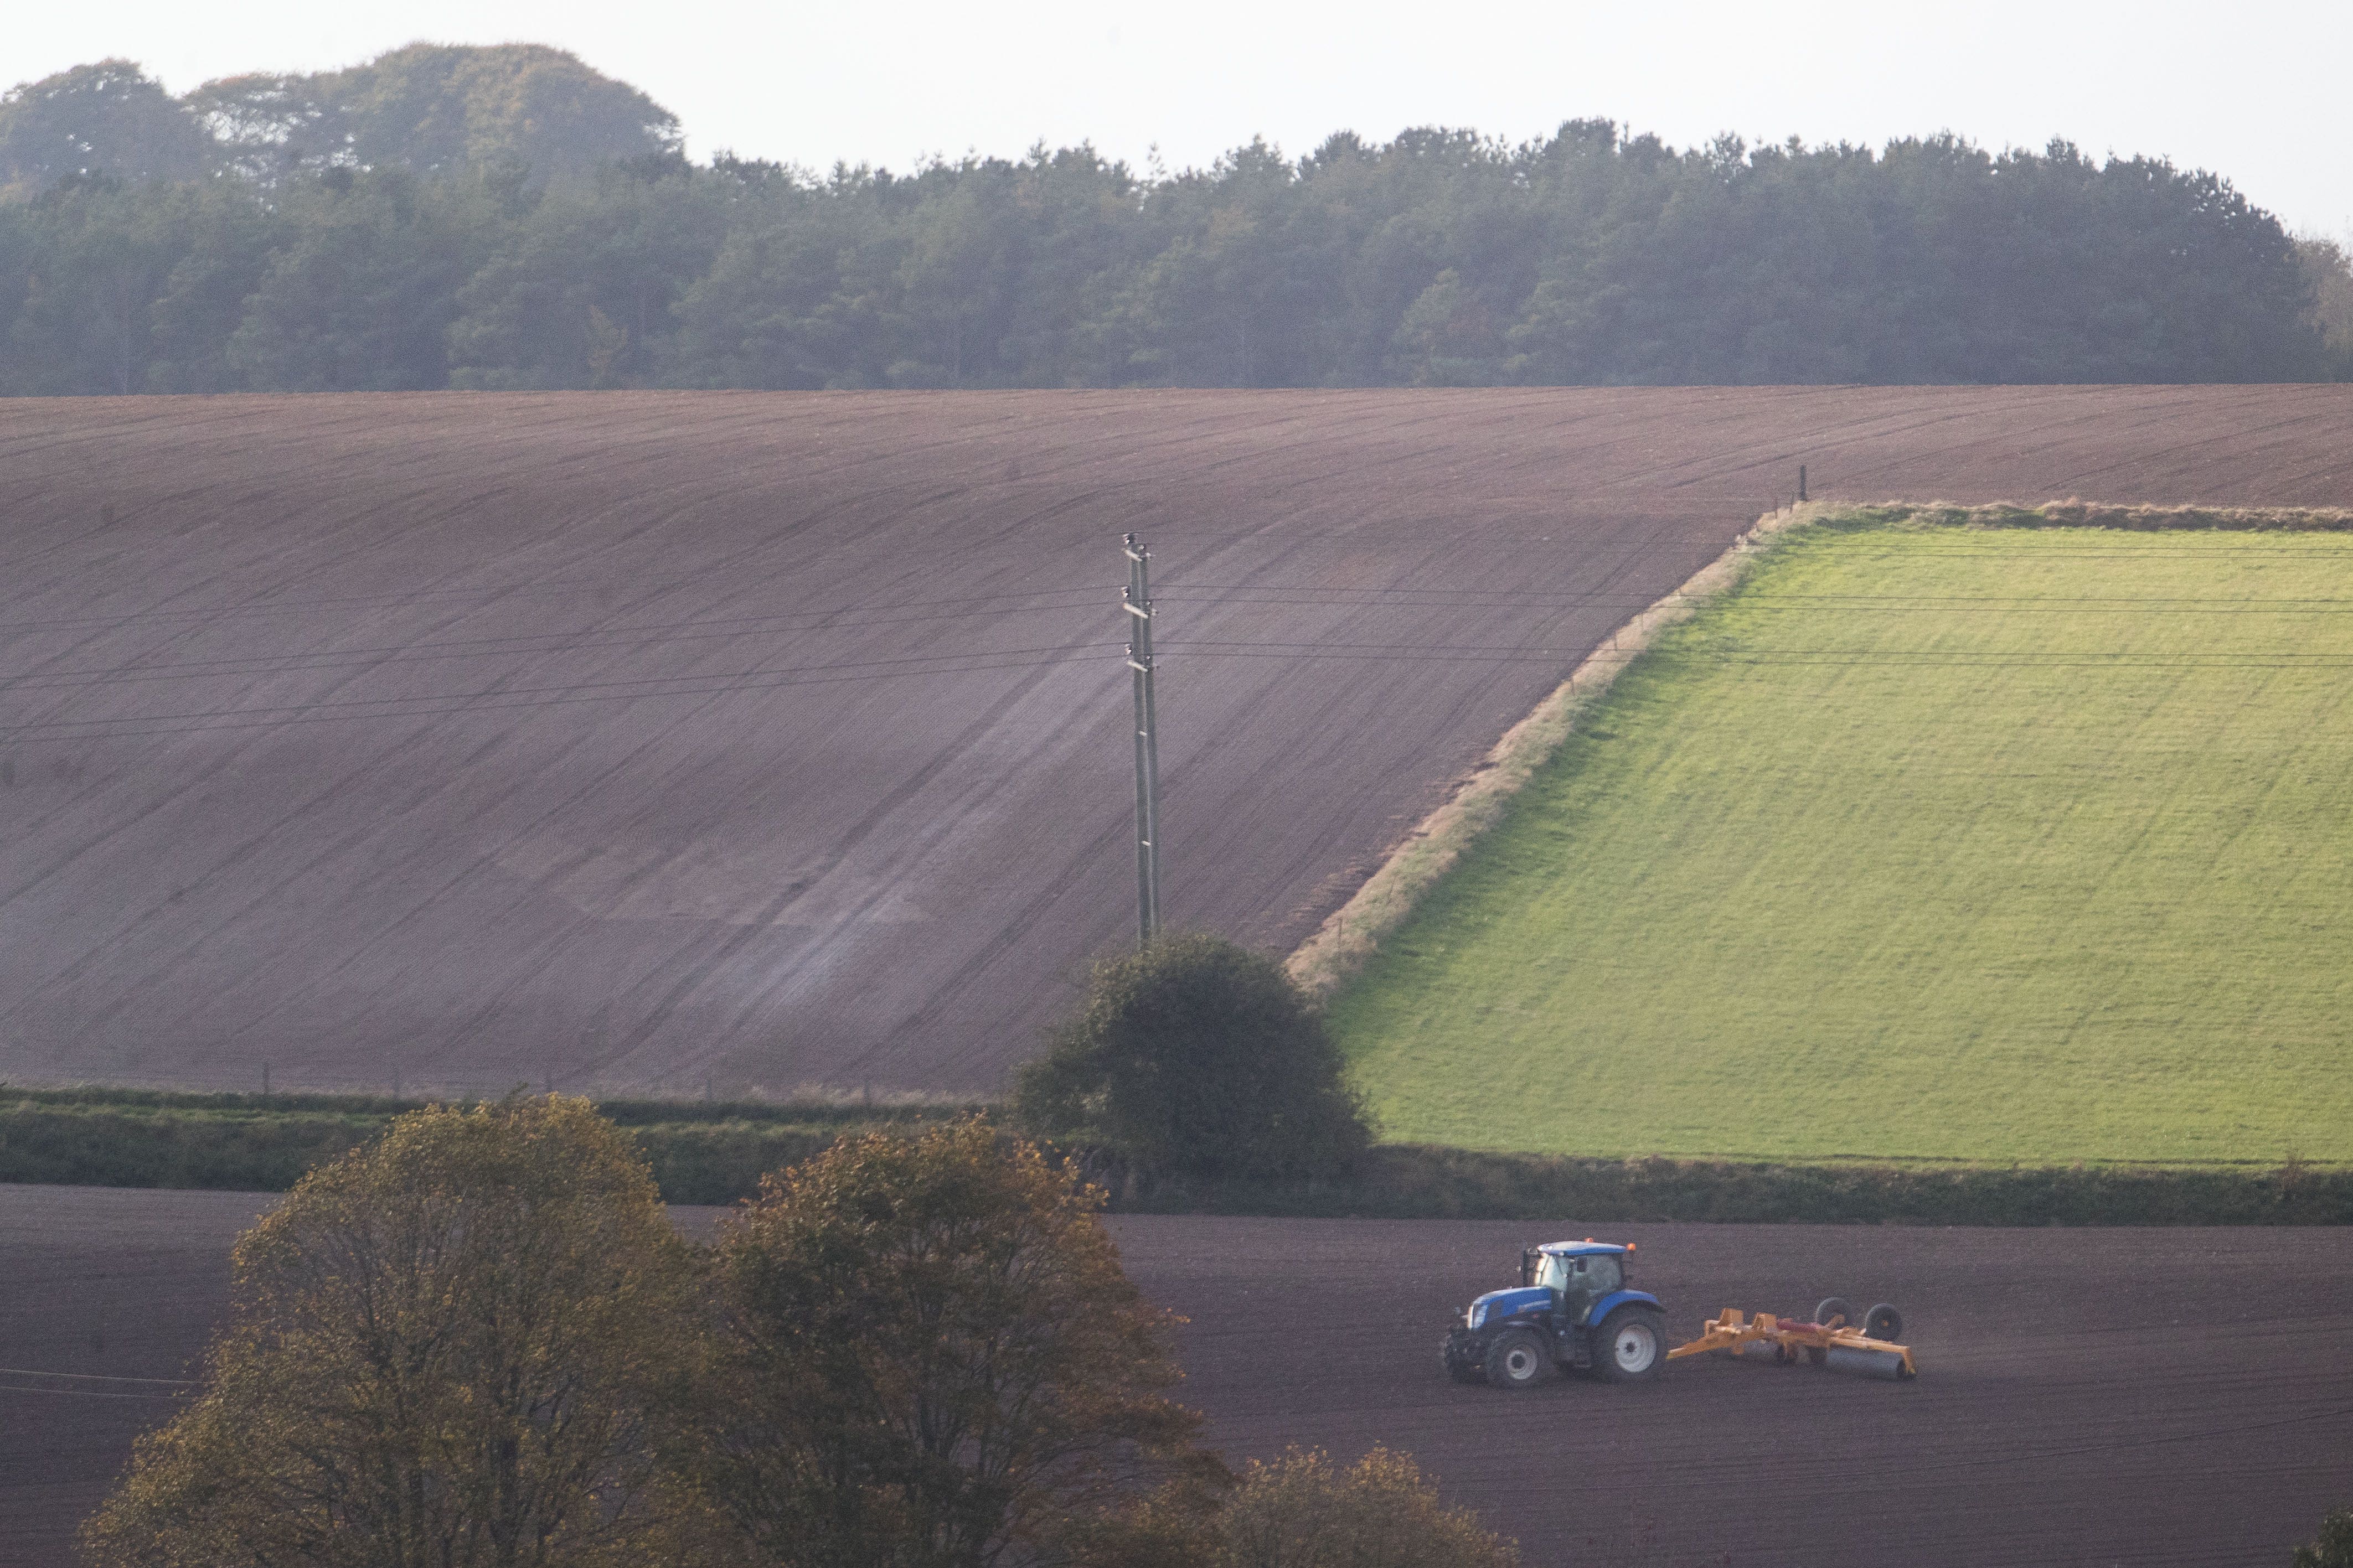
(1595, 1307, 1665, 1382)
(1483, 1328, 1552, 1390)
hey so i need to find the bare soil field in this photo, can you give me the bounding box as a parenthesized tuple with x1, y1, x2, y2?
(6, 1186, 2346, 1567)
(3, 388, 2350, 1095)
(1114, 1215, 2353, 1568)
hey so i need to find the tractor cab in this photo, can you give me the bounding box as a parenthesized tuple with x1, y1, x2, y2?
(1442, 1240, 1667, 1390)
(1524, 1243, 1628, 1326)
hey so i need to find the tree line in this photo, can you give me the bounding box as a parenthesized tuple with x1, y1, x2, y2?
(4, 46, 2350, 396)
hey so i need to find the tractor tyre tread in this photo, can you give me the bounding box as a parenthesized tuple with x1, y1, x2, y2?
(1483, 1328, 1552, 1391)
(1595, 1306, 1666, 1383)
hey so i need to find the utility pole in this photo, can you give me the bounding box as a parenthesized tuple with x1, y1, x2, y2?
(1123, 533, 1162, 943)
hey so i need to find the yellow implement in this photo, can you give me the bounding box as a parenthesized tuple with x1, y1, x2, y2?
(1667, 1307, 1918, 1381)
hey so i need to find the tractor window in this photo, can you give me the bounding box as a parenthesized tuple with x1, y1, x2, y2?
(1533, 1253, 1623, 1295)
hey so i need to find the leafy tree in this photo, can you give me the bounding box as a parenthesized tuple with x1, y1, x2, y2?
(1015, 932, 1370, 1182)
(448, 160, 729, 388)
(987, 146, 1147, 385)
(82, 1095, 700, 1568)
(183, 70, 350, 186)
(0, 178, 213, 394)
(2295, 1509, 2353, 1568)
(226, 166, 500, 390)
(1390, 267, 1504, 385)
(892, 167, 1032, 385)
(1208, 1448, 1518, 1568)
(0, 61, 213, 199)
(329, 44, 683, 183)
(1116, 138, 1330, 386)
(184, 44, 679, 188)
(2297, 237, 2353, 377)
(679, 1117, 1222, 1568)
(667, 164, 910, 389)
(145, 182, 288, 391)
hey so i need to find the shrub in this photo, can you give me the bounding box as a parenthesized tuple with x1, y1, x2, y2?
(2295, 1508, 2353, 1568)
(1212, 1447, 1517, 1568)
(1015, 932, 1369, 1181)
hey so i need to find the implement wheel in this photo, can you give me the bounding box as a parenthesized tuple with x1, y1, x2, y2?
(1814, 1296, 1856, 1330)
(1865, 1303, 1903, 1342)
(1595, 1307, 1665, 1383)
(1484, 1328, 1552, 1391)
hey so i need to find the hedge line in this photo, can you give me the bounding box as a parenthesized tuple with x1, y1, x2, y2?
(0, 1090, 964, 1207)
(1114, 1145, 2353, 1225)
(5, 1093, 2345, 1223)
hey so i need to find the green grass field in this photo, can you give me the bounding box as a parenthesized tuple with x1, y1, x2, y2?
(1329, 518, 2353, 1166)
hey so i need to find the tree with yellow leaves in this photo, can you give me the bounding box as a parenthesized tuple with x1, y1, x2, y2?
(678, 1117, 1225, 1568)
(84, 1095, 699, 1568)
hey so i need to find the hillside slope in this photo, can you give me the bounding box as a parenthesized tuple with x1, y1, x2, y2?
(3, 386, 2350, 1094)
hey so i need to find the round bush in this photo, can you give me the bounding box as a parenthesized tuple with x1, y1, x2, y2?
(1015, 933, 1369, 1181)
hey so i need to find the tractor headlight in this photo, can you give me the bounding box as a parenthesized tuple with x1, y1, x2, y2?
(1466, 1302, 1487, 1329)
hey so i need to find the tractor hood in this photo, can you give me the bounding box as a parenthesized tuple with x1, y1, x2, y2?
(1466, 1285, 1552, 1327)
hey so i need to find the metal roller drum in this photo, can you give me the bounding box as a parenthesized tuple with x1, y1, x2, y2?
(1823, 1346, 1912, 1380)
(1737, 1339, 1783, 1363)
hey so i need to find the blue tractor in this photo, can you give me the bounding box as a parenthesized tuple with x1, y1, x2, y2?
(1441, 1240, 1667, 1389)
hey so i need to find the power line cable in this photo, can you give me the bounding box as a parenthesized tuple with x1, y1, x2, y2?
(0, 647, 1132, 742)
(22, 584, 2353, 697)
(0, 599, 1129, 695)
(0, 579, 1127, 636)
(0, 1365, 196, 1385)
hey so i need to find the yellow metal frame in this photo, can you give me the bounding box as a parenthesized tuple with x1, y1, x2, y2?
(1666, 1306, 1919, 1378)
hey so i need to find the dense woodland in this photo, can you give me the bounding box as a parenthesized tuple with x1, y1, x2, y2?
(4, 45, 2350, 395)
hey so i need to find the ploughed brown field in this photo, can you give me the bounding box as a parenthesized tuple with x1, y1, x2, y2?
(7, 1187, 2348, 1567)
(4, 387, 2351, 1094)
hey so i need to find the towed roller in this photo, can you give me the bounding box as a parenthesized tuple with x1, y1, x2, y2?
(1822, 1345, 1910, 1380)
(1666, 1304, 1918, 1381)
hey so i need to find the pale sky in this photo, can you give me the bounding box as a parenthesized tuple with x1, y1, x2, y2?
(6, 0, 2348, 237)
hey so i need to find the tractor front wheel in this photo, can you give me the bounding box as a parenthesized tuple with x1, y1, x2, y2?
(1595, 1307, 1665, 1382)
(1483, 1328, 1553, 1390)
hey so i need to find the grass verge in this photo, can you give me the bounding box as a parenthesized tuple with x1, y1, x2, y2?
(1287, 501, 1815, 998)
